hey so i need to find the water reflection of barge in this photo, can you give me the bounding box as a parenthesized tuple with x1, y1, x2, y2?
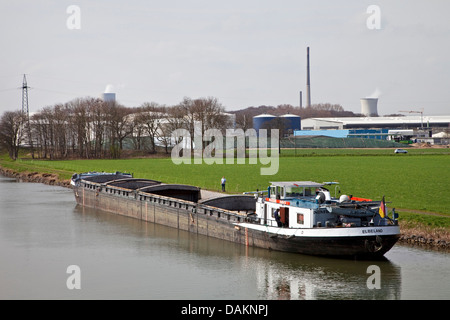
(71, 173, 400, 259)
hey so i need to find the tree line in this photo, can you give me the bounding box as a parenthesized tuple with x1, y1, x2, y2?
(0, 95, 357, 160)
(0, 96, 230, 160)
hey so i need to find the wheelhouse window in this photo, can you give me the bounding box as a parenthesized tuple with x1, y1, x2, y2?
(285, 186, 303, 198)
(269, 186, 276, 199)
(304, 187, 315, 196)
(297, 213, 304, 225)
(270, 186, 284, 199)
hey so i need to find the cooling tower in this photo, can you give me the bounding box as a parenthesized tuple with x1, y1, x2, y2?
(102, 92, 116, 103)
(360, 98, 378, 116)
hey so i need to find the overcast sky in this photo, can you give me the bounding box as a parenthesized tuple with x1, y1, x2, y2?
(1, 0, 449, 115)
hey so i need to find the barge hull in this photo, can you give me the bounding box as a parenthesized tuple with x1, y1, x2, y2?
(74, 186, 399, 259)
(74, 186, 249, 244)
(245, 230, 399, 259)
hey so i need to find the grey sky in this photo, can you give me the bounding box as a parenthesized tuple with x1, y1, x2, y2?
(1, 0, 449, 115)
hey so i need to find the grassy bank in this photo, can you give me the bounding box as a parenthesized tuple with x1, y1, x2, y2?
(1, 149, 449, 245)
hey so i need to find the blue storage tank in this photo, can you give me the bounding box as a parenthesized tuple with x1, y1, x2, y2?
(253, 114, 276, 133)
(280, 114, 301, 132)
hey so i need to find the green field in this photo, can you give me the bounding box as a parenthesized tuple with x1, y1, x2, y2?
(1, 149, 449, 217)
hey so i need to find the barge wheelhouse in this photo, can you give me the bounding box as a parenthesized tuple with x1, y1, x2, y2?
(243, 181, 400, 258)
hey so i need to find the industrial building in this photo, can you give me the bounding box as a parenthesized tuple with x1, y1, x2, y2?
(261, 45, 449, 146)
(250, 111, 450, 145)
(300, 115, 450, 130)
(296, 115, 450, 145)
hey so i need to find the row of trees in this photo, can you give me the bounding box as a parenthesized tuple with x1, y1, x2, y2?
(0, 96, 230, 160)
(1, 95, 358, 160)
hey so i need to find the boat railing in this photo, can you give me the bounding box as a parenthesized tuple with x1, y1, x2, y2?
(265, 217, 281, 228)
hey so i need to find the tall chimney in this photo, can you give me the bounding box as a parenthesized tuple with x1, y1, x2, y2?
(306, 47, 311, 107)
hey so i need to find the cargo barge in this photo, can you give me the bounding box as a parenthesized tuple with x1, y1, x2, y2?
(71, 173, 400, 259)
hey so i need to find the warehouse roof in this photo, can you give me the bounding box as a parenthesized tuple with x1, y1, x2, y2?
(307, 115, 450, 125)
(302, 115, 450, 129)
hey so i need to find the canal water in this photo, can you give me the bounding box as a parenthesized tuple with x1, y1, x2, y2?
(0, 175, 449, 300)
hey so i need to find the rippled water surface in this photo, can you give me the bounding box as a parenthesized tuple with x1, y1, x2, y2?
(1, 176, 449, 300)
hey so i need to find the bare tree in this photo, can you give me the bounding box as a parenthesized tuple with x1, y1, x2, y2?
(104, 101, 133, 158)
(159, 105, 188, 153)
(156, 107, 179, 154)
(40, 106, 57, 159)
(0, 111, 26, 160)
(178, 97, 196, 151)
(34, 104, 70, 159)
(31, 112, 48, 158)
(66, 98, 92, 158)
(196, 96, 230, 133)
(137, 102, 166, 153)
(128, 107, 144, 151)
(235, 110, 253, 131)
(52, 104, 70, 158)
(89, 99, 107, 158)
(178, 96, 230, 151)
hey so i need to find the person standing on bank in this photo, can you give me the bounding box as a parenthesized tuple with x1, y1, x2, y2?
(221, 176, 226, 192)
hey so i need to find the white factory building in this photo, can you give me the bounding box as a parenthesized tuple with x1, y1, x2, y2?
(301, 115, 450, 130)
(297, 115, 450, 145)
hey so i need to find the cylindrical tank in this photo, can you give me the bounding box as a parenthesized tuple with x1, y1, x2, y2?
(253, 114, 276, 132)
(360, 98, 378, 117)
(280, 114, 301, 132)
